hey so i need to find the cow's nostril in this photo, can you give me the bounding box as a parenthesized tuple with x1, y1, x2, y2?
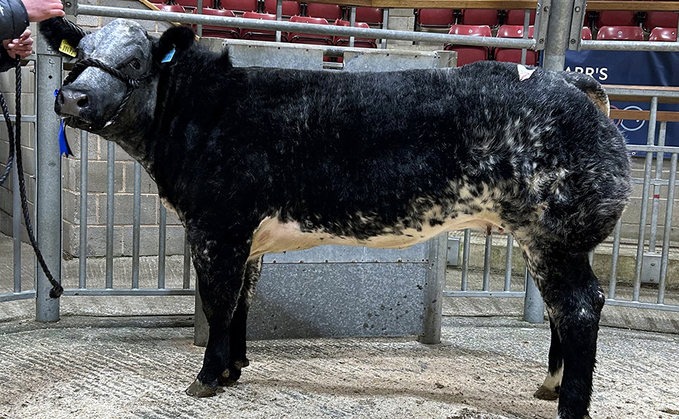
(77, 97, 88, 108)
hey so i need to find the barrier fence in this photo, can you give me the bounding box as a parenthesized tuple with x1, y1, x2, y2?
(0, 0, 678, 331)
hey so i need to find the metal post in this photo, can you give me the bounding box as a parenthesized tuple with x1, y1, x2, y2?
(79, 130, 88, 289)
(35, 30, 63, 322)
(275, 0, 283, 43)
(197, 0, 203, 37)
(349, 7, 356, 48)
(13, 146, 22, 292)
(524, 269, 544, 323)
(542, 0, 575, 70)
(380, 8, 389, 49)
(420, 234, 447, 344)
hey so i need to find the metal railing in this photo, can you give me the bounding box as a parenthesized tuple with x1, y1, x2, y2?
(1, 0, 679, 326)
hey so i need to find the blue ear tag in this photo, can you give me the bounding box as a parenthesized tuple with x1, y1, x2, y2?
(54, 89, 73, 157)
(161, 47, 176, 63)
(59, 120, 73, 157)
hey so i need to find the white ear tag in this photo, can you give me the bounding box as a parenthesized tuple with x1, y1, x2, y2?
(517, 64, 536, 81)
(161, 47, 176, 63)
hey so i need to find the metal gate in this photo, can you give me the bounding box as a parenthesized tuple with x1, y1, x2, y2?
(1, 0, 678, 335)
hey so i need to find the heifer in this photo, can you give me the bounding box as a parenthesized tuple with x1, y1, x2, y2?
(41, 18, 631, 419)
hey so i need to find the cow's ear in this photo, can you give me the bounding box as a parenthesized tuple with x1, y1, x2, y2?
(153, 26, 195, 66)
(39, 17, 87, 58)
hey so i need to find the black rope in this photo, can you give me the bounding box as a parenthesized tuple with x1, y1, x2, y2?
(0, 59, 63, 298)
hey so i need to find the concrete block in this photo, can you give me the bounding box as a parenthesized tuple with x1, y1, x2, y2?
(62, 189, 98, 225)
(389, 9, 415, 18)
(76, 14, 101, 28)
(63, 223, 125, 258)
(120, 161, 158, 193)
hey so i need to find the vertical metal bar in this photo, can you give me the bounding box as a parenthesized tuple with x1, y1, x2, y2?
(460, 228, 471, 291)
(36, 35, 63, 322)
(158, 203, 167, 289)
(197, 0, 203, 38)
(521, 9, 530, 65)
(349, 6, 356, 48)
(78, 130, 88, 289)
(380, 8, 389, 49)
(504, 235, 513, 291)
(482, 231, 492, 291)
(542, 0, 576, 71)
(648, 121, 667, 253)
(524, 269, 544, 323)
(275, 0, 282, 43)
(658, 152, 677, 304)
(13, 146, 22, 293)
(633, 96, 658, 301)
(420, 234, 447, 345)
(106, 141, 115, 289)
(183, 230, 191, 289)
(132, 162, 141, 289)
(608, 218, 622, 299)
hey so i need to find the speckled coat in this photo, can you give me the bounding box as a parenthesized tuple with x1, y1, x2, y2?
(41, 19, 631, 419)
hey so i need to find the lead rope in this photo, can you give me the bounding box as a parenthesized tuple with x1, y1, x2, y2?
(0, 58, 63, 298)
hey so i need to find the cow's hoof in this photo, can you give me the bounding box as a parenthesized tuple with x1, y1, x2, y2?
(218, 359, 248, 387)
(185, 379, 222, 398)
(534, 385, 559, 400)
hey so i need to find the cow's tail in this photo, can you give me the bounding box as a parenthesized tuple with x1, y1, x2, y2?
(562, 72, 610, 117)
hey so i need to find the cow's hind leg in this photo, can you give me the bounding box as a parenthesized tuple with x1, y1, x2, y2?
(534, 314, 563, 401)
(527, 249, 604, 419)
(185, 233, 251, 398)
(219, 257, 262, 387)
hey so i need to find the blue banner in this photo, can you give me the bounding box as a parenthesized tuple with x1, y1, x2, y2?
(565, 50, 679, 148)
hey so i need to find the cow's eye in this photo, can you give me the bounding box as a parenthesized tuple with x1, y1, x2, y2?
(129, 58, 142, 70)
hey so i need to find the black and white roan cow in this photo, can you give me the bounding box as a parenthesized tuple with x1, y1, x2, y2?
(41, 18, 631, 419)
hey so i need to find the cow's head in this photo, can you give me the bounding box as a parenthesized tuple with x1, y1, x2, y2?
(40, 18, 194, 141)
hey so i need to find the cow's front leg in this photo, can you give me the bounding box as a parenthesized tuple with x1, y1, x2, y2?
(185, 234, 251, 398)
(528, 250, 603, 419)
(534, 314, 563, 401)
(219, 257, 262, 387)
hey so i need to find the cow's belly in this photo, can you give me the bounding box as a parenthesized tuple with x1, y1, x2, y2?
(248, 212, 505, 260)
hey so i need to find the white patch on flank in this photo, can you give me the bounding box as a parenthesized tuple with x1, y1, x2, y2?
(542, 365, 564, 391)
(248, 209, 504, 260)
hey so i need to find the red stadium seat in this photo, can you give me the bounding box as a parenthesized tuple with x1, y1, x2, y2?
(649, 27, 677, 42)
(158, 4, 187, 13)
(306, 3, 343, 21)
(263, 0, 302, 18)
(596, 25, 644, 40)
(494, 25, 537, 65)
(219, 0, 258, 15)
(444, 25, 492, 66)
(174, 0, 198, 8)
(645, 11, 679, 31)
(505, 9, 536, 25)
(416, 9, 456, 30)
(288, 16, 334, 45)
(581, 27, 593, 40)
(334, 20, 376, 48)
(241, 12, 287, 41)
(596, 0, 638, 28)
(355, 8, 383, 27)
(194, 8, 240, 38)
(460, 9, 499, 26)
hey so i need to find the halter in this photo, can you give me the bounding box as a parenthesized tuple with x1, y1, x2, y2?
(59, 57, 154, 129)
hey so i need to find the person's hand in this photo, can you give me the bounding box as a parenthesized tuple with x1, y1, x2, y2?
(22, 0, 65, 22)
(2, 29, 33, 60)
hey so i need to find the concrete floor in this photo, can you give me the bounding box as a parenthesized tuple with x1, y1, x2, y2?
(0, 314, 677, 419)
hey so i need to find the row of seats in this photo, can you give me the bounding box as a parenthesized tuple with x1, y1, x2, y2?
(151, 1, 383, 26)
(152, 5, 378, 46)
(445, 25, 541, 66)
(446, 23, 677, 67)
(416, 6, 679, 32)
